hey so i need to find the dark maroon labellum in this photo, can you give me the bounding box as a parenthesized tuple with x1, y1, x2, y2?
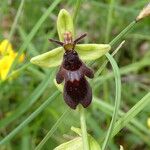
(49, 32, 94, 109)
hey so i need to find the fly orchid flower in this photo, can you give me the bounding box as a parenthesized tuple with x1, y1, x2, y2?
(30, 9, 111, 109)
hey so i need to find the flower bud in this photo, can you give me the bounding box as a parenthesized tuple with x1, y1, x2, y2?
(136, 3, 150, 21)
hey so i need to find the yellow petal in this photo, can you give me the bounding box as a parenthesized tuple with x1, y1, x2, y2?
(0, 55, 14, 80)
(0, 39, 14, 55)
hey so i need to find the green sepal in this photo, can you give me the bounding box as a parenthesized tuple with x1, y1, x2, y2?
(75, 44, 111, 61)
(57, 9, 74, 41)
(30, 47, 63, 68)
(30, 44, 111, 68)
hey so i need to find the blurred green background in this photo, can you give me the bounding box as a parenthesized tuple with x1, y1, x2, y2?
(0, 0, 150, 150)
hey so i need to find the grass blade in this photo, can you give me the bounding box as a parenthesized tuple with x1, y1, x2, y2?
(0, 91, 60, 145)
(112, 92, 150, 137)
(35, 109, 69, 150)
(0, 70, 52, 128)
(8, 0, 62, 75)
(8, 0, 25, 42)
(93, 97, 150, 140)
(102, 53, 121, 150)
(93, 98, 150, 146)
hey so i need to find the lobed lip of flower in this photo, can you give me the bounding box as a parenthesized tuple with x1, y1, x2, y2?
(30, 9, 111, 68)
(0, 39, 25, 81)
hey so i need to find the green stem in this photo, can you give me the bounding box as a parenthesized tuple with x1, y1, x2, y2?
(79, 106, 89, 150)
(95, 41, 125, 77)
(109, 21, 136, 46)
(95, 20, 137, 78)
(73, 0, 83, 26)
(7, 0, 62, 76)
(4, 0, 25, 54)
(105, 0, 115, 43)
(8, 0, 25, 41)
(102, 53, 121, 150)
(0, 91, 60, 145)
(35, 109, 69, 150)
(73, 1, 89, 149)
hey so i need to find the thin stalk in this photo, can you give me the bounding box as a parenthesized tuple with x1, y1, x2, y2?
(102, 53, 121, 150)
(109, 21, 136, 46)
(0, 69, 52, 129)
(93, 97, 150, 146)
(112, 92, 150, 137)
(79, 106, 89, 150)
(73, 2, 89, 150)
(7, 0, 62, 76)
(95, 41, 125, 77)
(0, 91, 60, 145)
(6, 63, 31, 80)
(95, 20, 137, 78)
(4, 0, 25, 53)
(103, 0, 115, 110)
(94, 58, 150, 85)
(8, 0, 25, 41)
(73, 0, 83, 26)
(105, 0, 115, 43)
(35, 109, 69, 150)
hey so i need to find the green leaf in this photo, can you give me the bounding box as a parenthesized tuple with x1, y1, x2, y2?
(75, 44, 111, 61)
(30, 47, 63, 67)
(30, 44, 111, 68)
(112, 92, 150, 137)
(54, 127, 101, 150)
(72, 127, 101, 150)
(0, 91, 60, 145)
(57, 9, 74, 41)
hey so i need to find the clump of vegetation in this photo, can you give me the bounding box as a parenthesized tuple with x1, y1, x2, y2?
(0, 1, 150, 150)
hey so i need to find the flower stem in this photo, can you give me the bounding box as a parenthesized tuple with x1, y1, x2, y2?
(105, 0, 115, 43)
(109, 20, 136, 46)
(95, 20, 137, 78)
(4, 0, 25, 55)
(79, 105, 89, 150)
(73, 0, 83, 26)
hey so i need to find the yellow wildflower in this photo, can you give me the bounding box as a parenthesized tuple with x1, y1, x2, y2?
(0, 39, 25, 81)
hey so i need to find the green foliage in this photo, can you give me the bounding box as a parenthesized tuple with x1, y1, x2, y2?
(0, 0, 150, 150)
(54, 127, 101, 150)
